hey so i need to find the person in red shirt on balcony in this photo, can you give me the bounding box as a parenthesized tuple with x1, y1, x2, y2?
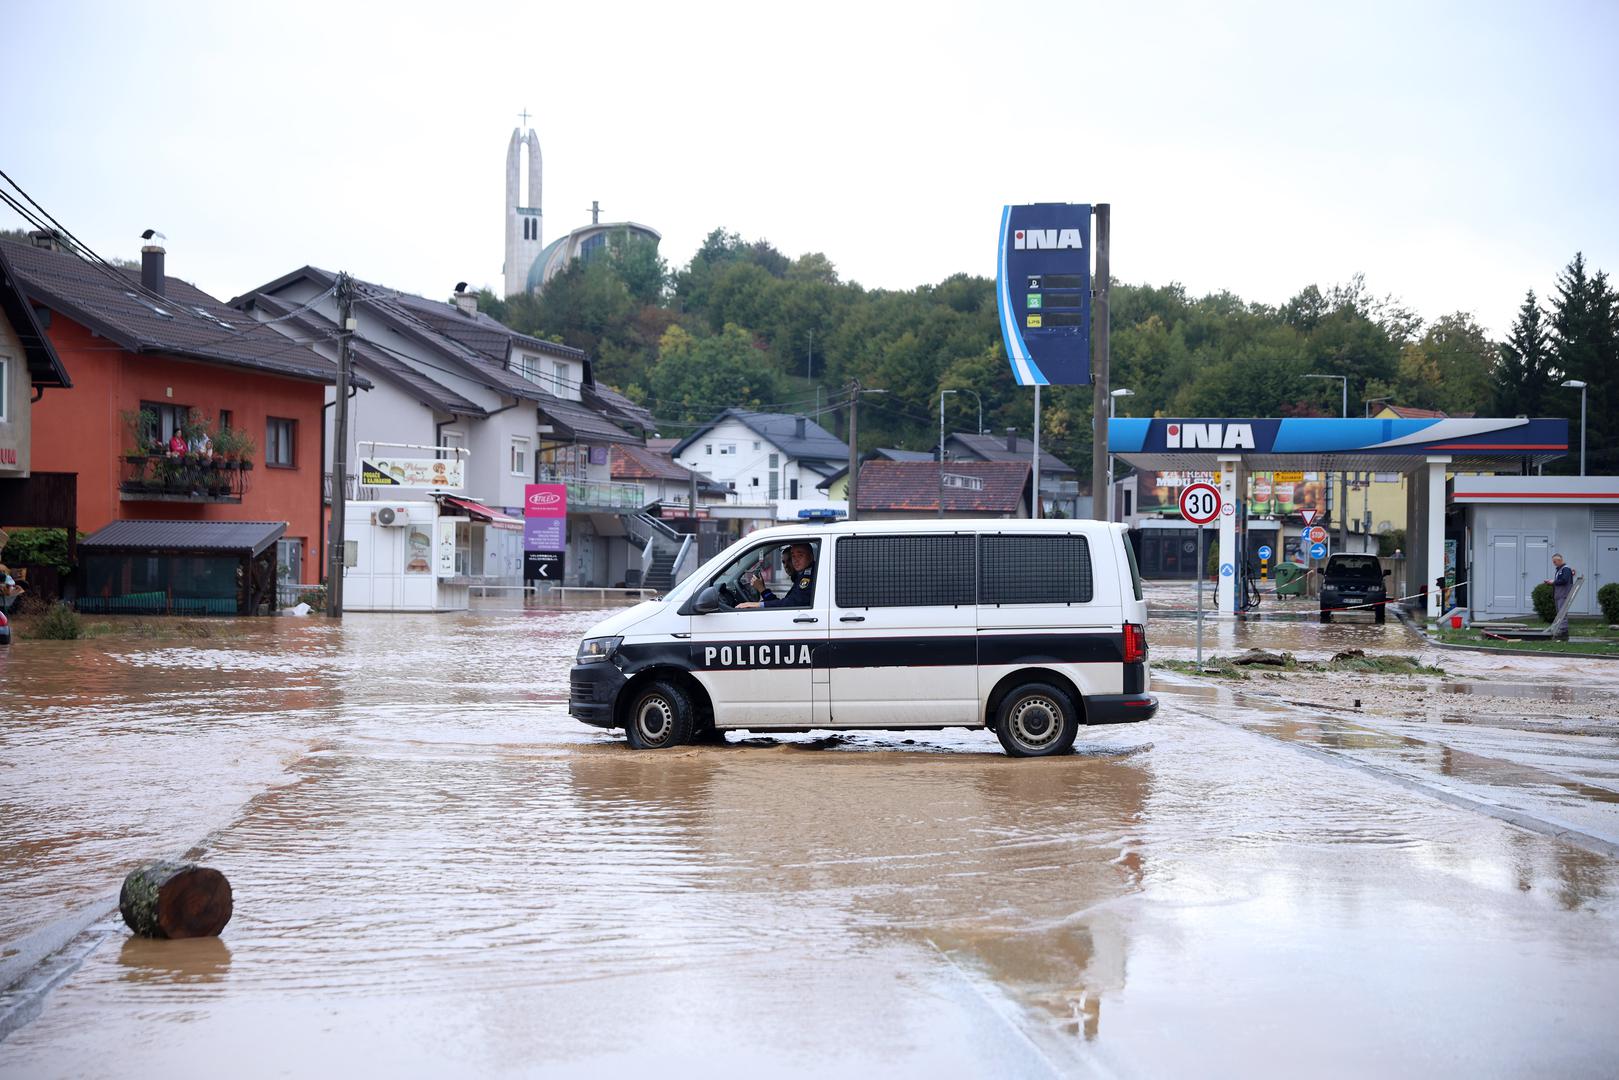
(168, 431, 186, 456)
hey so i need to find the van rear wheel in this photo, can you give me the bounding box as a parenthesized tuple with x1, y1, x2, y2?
(624, 679, 695, 750)
(995, 682, 1079, 758)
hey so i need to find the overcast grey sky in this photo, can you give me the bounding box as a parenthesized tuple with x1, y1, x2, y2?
(3, 0, 1614, 335)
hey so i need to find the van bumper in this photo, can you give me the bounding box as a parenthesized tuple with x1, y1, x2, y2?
(1085, 693, 1158, 724)
(569, 663, 626, 728)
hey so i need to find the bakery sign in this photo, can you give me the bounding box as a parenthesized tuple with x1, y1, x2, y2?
(360, 457, 464, 489)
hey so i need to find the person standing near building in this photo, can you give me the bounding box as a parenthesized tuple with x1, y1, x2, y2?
(1548, 553, 1575, 639)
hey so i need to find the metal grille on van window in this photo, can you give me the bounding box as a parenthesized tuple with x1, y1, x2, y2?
(980, 535, 1094, 604)
(1595, 509, 1619, 530)
(835, 535, 975, 608)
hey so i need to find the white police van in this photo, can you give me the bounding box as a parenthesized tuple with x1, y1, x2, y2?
(568, 519, 1156, 757)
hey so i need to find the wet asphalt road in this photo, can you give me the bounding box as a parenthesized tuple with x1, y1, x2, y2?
(1, 595, 1616, 1078)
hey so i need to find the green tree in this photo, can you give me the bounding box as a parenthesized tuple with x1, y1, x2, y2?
(1380, 313, 1496, 416)
(1549, 253, 1618, 472)
(1493, 290, 1553, 417)
(646, 324, 787, 425)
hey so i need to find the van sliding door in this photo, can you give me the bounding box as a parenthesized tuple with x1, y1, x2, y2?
(828, 534, 979, 726)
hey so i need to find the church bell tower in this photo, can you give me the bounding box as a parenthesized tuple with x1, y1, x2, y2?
(504, 118, 543, 298)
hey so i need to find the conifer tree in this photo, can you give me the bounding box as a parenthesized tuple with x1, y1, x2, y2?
(1493, 290, 1552, 417)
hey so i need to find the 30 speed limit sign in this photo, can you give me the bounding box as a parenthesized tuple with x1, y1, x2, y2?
(1179, 482, 1221, 525)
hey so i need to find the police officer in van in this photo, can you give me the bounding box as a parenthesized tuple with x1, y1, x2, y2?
(737, 543, 815, 609)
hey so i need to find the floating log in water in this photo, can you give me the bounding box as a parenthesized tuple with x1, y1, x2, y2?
(119, 862, 233, 939)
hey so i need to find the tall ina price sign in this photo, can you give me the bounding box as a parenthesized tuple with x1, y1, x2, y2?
(995, 203, 1092, 385)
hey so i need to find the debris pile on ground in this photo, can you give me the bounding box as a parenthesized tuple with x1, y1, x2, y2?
(1159, 651, 1444, 681)
(1230, 649, 1294, 666)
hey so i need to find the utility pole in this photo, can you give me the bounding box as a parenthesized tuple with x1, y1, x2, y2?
(1090, 203, 1111, 521)
(327, 271, 354, 618)
(846, 380, 861, 522)
(938, 389, 957, 518)
(1032, 385, 1041, 520)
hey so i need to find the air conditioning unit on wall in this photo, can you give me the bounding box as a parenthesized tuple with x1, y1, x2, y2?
(373, 506, 408, 527)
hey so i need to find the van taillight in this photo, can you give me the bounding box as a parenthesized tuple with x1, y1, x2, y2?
(1123, 623, 1146, 664)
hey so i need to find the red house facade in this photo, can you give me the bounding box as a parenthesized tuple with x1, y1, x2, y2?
(6, 234, 356, 591)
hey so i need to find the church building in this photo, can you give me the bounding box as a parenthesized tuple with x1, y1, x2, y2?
(502, 121, 660, 298)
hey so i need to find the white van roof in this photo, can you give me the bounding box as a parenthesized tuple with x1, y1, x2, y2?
(742, 518, 1123, 542)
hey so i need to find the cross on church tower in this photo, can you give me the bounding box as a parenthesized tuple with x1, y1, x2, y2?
(517, 107, 532, 128)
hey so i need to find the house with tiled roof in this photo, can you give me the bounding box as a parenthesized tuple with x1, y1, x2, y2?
(855, 459, 1031, 519)
(0, 240, 73, 572)
(943, 429, 1085, 518)
(5, 231, 355, 601)
(1374, 404, 1474, 420)
(816, 448, 935, 500)
(670, 408, 849, 507)
(234, 270, 652, 587)
(610, 444, 728, 508)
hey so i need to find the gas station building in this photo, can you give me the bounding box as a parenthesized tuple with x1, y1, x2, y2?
(1109, 416, 1569, 618)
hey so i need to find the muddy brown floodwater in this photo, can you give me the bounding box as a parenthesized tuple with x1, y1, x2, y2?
(2, 597, 1618, 1078)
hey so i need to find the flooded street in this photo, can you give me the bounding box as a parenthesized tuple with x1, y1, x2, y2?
(3, 595, 1618, 1077)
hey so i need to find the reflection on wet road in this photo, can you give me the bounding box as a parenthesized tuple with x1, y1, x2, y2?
(2, 599, 1618, 1077)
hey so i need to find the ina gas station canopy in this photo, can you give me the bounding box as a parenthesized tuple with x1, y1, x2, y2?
(1109, 416, 1570, 617)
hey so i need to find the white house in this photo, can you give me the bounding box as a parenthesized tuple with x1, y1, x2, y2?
(233, 271, 652, 587)
(671, 409, 849, 507)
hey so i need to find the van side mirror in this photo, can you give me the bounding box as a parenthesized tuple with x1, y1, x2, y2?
(1383, 568, 1392, 576)
(693, 586, 721, 615)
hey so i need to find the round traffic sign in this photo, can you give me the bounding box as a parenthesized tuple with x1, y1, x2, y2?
(1309, 541, 1328, 560)
(1309, 525, 1327, 544)
(1257, 545, 1273, 560)
(1179, 483, 1221, 525)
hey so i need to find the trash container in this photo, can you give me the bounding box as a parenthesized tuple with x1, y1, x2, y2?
(1274, 561, 1308, 597)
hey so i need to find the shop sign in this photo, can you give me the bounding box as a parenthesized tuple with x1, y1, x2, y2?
(361, 457, 464, 489)
(433, 518, 458, 577)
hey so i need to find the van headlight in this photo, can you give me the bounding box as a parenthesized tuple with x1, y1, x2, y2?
(576, 636, 623, 664)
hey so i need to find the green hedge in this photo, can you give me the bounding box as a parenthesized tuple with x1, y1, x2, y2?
(1599, 582, 1619, 625)
(1531, 582, 1555, 623)
(0, 528, 78, 574)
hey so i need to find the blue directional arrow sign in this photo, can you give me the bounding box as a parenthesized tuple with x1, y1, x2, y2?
(1257, 545, 1273, 560)
(1309, 542, 1328, 560)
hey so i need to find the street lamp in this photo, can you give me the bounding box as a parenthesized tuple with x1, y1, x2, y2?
(1562, 379, 1587, 476)
(956, 388, 985, 435)
(1107, 388, 1134, 520)
(1303, 373, 1348, 418)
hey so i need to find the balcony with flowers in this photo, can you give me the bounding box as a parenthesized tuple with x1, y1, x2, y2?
(118, 408, 254, 504)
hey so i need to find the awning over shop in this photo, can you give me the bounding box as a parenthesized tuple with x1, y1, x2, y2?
(80, 519, 287, 556)
(438, 495, 523, 530)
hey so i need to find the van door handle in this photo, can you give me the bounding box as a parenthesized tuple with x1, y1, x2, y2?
(794, 616, 818, 624)
(840, 615, 865, 622)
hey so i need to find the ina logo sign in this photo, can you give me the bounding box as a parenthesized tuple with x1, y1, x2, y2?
(1013, 228, 1085, 250)
(1165, 423, 1256, 450)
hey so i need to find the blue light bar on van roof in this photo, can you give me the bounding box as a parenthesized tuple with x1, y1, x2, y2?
(797, 508, 848, 520)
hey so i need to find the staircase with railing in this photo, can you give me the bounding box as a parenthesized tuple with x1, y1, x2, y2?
(626, 511, 696, 592)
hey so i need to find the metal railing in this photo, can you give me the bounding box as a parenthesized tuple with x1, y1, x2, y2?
(323, 472, 383, 503)
(563, 477, 646, 510)
(119, 454, 251, 503)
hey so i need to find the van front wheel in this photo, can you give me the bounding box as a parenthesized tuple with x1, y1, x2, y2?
(995, 682, 1079, 758)
(624, 679, 695, 750)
